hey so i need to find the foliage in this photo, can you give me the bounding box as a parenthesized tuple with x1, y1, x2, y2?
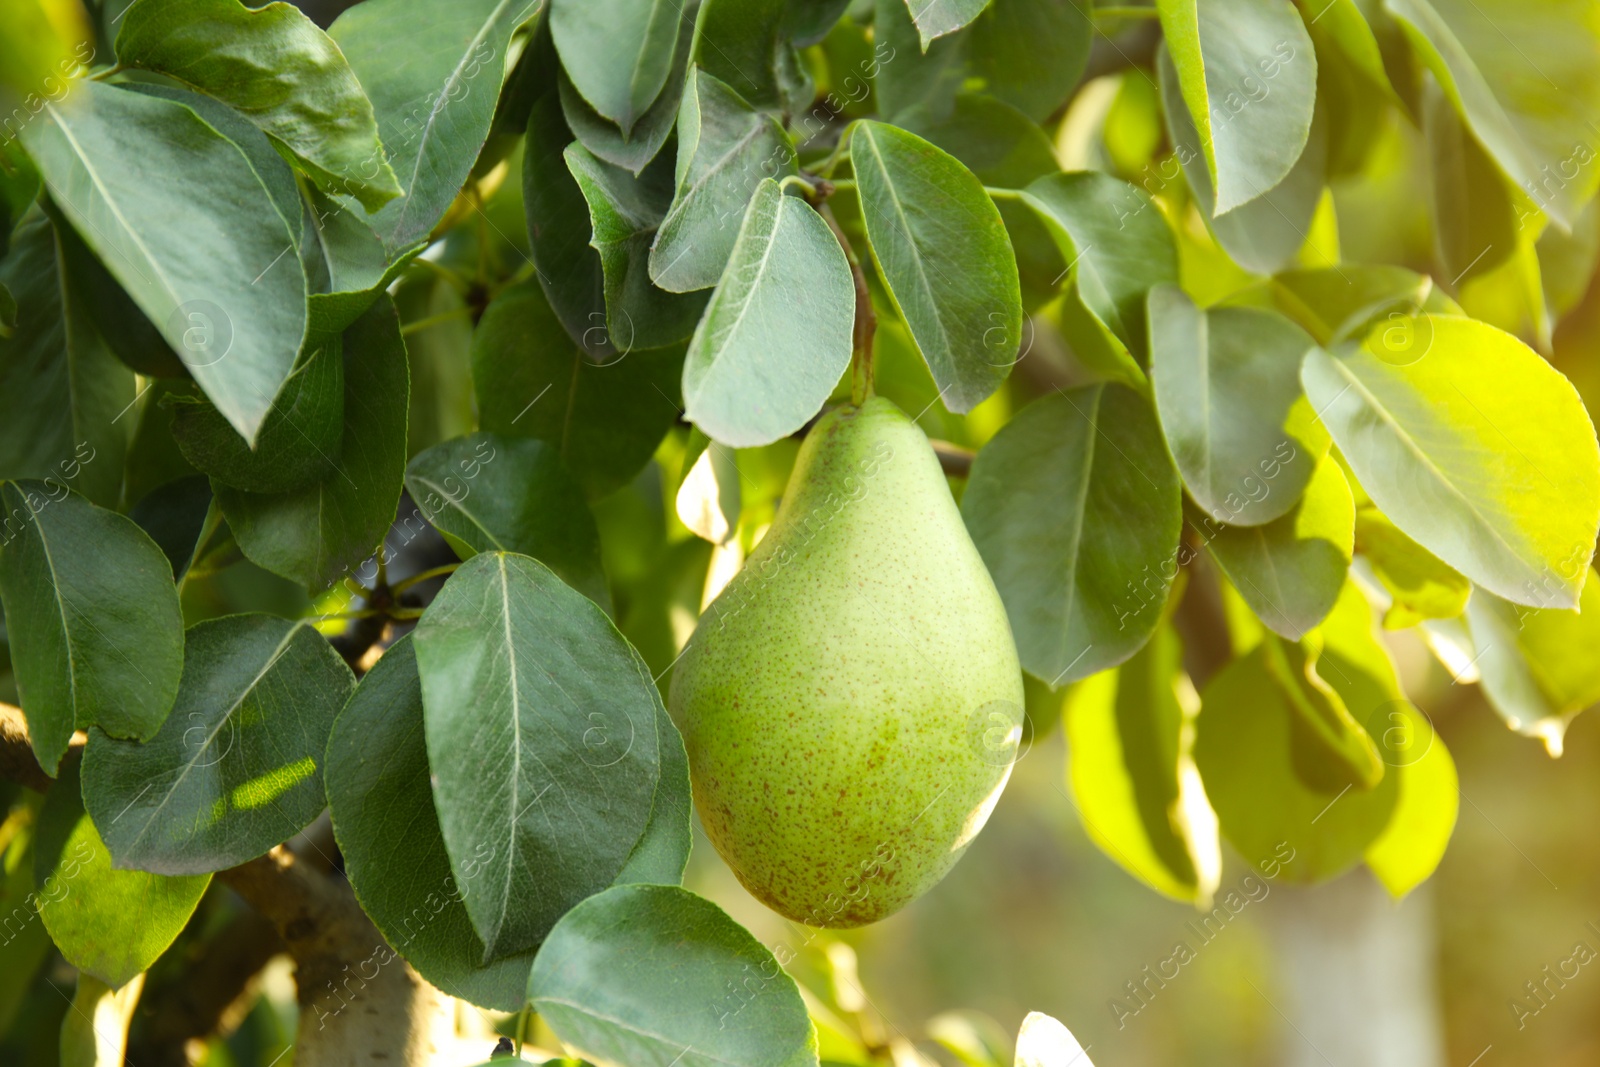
(1, 0, 1598, 1062)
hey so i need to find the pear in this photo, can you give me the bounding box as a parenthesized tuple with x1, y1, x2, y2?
(669, 397, 1025, 927)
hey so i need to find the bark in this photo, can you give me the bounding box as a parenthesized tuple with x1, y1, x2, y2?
(1263, 870, 1447, 1067)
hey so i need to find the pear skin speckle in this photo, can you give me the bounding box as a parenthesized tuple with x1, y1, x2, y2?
(669, 397, 1025, 927)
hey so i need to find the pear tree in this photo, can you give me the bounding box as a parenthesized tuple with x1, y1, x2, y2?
(0, 0, 1598, 1064)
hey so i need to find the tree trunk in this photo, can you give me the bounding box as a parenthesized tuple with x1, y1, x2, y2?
(1263, 868, 1446, 1067)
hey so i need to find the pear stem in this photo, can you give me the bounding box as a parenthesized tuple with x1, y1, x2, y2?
(820, 203, 877, 405)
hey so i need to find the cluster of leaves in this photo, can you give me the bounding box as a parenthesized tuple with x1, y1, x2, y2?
(0, 0, 1598, 1062)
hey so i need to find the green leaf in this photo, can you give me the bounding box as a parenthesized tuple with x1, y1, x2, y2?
(903, 0, 989, 48)
(1301, 315, 1600, 609)
(873, 0, 967, 120)
(114, 0, 402, 211)
(170, 336, 344, 494)
(330, 0, 542, 252)
(525, 94, 615, 359)
(128, 475, 216, 583)
(682, 180, 853, 447)
(218, 296, 409, 590)
(20, 81, 308, 445)
(0, 482, 184, 775)
(1154, 0, 1317, 214)
(413, 552, 662, 961)
(566, 144, 709, 350)
(895, 95, 1063, 310)
(81, 614, 355, 874)
(1148, 286, 1329, 526)
(1363, 702, 1457, 898)
(1226, 264, 1459, 345)
(1354, 507, 1470, 628)
(1194, 587, 1400, 883)
(1023, 171, 1178, 365)
(406, 432, 609, 607)
(690, 0, 804, 112)
(34, 757, 209, 988)
(528, 884, 819, 1067)
(897, 94, 1057, 190)
(1263, 631, 1384, 792)
(1423, 79, 1516, 286)
(327, 635, 536, 1011)
(0, 282, 13, 337)
(853, 121, 1021, 412)
(650, 69, 796, 293)
(550, 0, 678, 136)
(558, 1, 695, 175)
(301, 187, 404, 335)
(1385, 0, 1600, 228)
(1465, 569, 1600, 754)
(962, 386, 1183, 686)
(1206, 455, 1354, 640)
(473, 280, 685, 498)
(0, 211, 134, 510)
(965, 0, 1091, 124)
(1157, 46, 1328, 275)
(613, 697, 693, 885)
(1065, 624, 1219, 904)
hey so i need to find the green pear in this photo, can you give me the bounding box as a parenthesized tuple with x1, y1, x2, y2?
(669, 397, 1025, 927)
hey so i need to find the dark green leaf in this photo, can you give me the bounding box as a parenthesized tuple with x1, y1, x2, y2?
(550, 0, 679, 135)
(962, 386, 1183, 686)
(1148, 286, 1329, 526)
(330, 0, 542, 252)
(529, 884, 818, 1067)
(966, 0, 1091, 123)
(128, 475, 216, 582)
(406, 432, 609, 606)
(413, 552, 662, 961)
(50, 200, 185, 380)
(525, 94, 615, 359)
(115, 0, 402, 210)
(0, 211, 134, 509)
(1423, 79, 1516, 286)
(566, 144, 709, 350)
(898, 95, 1057, 190)
(691, 0, 804, 112)
(853, 121, 1021, 412)
(81, 613, 355, 874)
(125, 83, 302, 248)
(473, 280, 685, 498)
(20, 81, 308, 444)
(872, 0, 967, 120)
(170, 336, 344, 494)
(1206, 456, 1353, 640)
(558, 1, 695, 175)
(1065, 624, 1217, 903)
(682, 180, 853, 447)
(34, 757, 209, 988)
(1155, 0, 1317, 214)
(0, 481, 184, 775)
(1023, 171, 1177, 364)
(218, 296, 409, 590)
(1301, 315, 1600, 609)
(650, 69, 796, 293)
(330, 634, 692, 1009)
(327, 635, 535, 1011)
(302, 186, 403, 335)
